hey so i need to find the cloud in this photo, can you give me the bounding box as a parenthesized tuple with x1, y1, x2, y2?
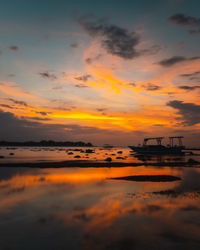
(0, 109, 128, 144)
(8, 98, 28, 107)
(178, 85, 200, 91)
(80, 19, 140, 59)
(39, 71, 57, 80)
(35, 111, 49, 116)
(21, 116, 51, 121)
(70, 43, 79, 48)
(142, 83, 161, 91)
(0, 109, 99, 141)
(180, 71, 200, 80)
(158, 56, 200, 66)
(74, 74, 91, 82)
(0, 104, 14, 109)
(74, 84, 88, 88)
(8, 46, 19, 51)
(140, 45, 163, 56)
(127, 82, 136, 87)
(168, 13, 200, 27)
(167, 100, 200, 125)
(0, 81, 42, 102)
(128, 82, 136, 87)
(85, 54, 102, 64)
(52, 86, 63, 90)
(168, 14, 200, 34)
(96, 108, 106, 112)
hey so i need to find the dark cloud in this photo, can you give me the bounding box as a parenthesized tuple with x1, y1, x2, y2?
(167, 100, 200, 125)
(35, 111, 49, 116)
(178, 85, 200, 91)
(8, 46, 19, 51)
(168, 14, 200, 27)
(168, 14, 200, 34)
(70, 43, 79, 48)
(8, 98, 28, 107)
(0, 109, 149, 146)
(0, 104, 14, 109)
(74, 74, 91, 82)
(80, 19, 140, 59)
(0, 109, 102, 141)
(158, 56, 200, 67)
(39, 71, 57, 80)
(142, 83, 161, 91)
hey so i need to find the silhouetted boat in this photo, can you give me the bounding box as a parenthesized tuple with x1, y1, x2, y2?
(129, 136, 185, 155)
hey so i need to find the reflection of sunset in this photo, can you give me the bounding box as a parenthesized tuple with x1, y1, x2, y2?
(0, 166, 200, 248)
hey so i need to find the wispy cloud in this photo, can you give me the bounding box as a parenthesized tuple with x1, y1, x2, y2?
(74, 74, 91, 82)
(168, 13, 200, 34)
(8, 98, 28, 107)
(142, 83, 161, 91)
(39, 71, 57, 80)
(158, 56, 200, 67)
(178, 85, 200, 91)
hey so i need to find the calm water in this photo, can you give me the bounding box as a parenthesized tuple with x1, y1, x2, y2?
(0, 148, 200, 249)
(0, 146, 200, 163)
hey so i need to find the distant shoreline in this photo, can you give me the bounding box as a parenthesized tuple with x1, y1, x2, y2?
(0, 140, 93, 147)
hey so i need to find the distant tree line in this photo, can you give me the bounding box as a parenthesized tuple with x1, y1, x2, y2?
(0, 140, 93, 147)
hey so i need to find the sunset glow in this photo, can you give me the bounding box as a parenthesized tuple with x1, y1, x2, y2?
(0, 0, 200, 146)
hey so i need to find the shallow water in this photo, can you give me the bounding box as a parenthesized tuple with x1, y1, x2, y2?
(0, 165, 200, 250)
(0, 146, 200, 163)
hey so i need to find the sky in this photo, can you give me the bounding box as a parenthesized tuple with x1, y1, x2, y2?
(0, 0, 200, 146)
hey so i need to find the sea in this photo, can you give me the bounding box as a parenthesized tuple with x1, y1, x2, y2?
(0, 146, 200, 250)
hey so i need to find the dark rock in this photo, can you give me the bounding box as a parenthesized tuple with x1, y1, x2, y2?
(105, 157, 112, 162)
(9, 153, 14, 155)
(74, 155, 81, 158)
(117, 151, 123, 154)
(67, 152, 73, 155)
(0, 155, 5, 159)
(85, 149, 94, 153)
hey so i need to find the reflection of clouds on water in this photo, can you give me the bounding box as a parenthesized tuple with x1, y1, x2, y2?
(0, 166, 199, 249)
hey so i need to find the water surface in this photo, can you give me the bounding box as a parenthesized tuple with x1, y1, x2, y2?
(0, 165, 200, 250)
